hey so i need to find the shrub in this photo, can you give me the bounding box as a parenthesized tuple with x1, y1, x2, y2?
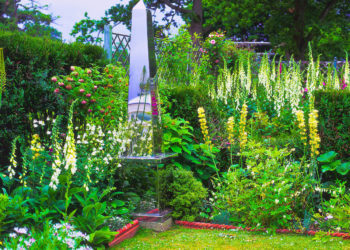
(314, 89, 350, 161)
(159, 166, 207, 221)
(0, 30, 107, 167)
(212, 141, 314, 229)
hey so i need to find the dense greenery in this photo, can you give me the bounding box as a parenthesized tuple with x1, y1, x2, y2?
(0, 0, 61, 39)
(0, 20, 350, 249)
(315, 89, 350, 162)
(203, 0, 349, 60)
(0, 30, 106, 167)
(159, 166, 207, 221)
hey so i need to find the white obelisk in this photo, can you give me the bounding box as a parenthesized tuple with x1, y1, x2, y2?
(128, 0, 152, 120)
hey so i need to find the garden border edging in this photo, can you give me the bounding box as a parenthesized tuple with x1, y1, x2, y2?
(175, 220, 350, 240)
(108, 220, 140, 247)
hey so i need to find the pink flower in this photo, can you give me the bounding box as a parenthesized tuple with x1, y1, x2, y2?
(58, 82, 64, 87)
(100, 109, 105, 113)
(210, 40, 216, 45)
(88, 109, 92, 112)
(70, 66, 75, 71)
(86, 93, 91, 97)
(87, 69, 92, 74)
(79, 89, 85, 93)
(209, 34, 214, 38)
(94, 85, 98, 90)
(51, 77, 57, 82)
(81, 100, 87, 105)
(54, 88, 60, 93)
(78, 79, 84, 83)
(215, 59, 219, 64)
(304, 88, 308, 93)
(199, 48, 204, 52)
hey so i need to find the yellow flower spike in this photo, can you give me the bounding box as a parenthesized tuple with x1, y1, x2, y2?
(309, 109, 321, 158)
(197, 107, 211, 146)
(227, 116, 235, 146)
(239, 104, 248, 151)
(296, 110, 307, 146)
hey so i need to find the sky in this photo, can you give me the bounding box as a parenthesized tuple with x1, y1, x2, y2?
(23, 0, 182, 43)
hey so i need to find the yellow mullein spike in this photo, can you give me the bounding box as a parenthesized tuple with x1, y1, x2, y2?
(239, 104, 248, 151)
(227, 116, 235, 146)
(296, 110, 307, 146)
(309, 109, 321, 158)
(198, 107, 211, 146)
(0, 48, 6, 107)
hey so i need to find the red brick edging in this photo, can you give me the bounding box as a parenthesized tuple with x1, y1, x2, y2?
(175, 220, 350, 240)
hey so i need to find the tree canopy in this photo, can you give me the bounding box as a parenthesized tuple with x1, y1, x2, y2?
(70, 0, 203, 44)
(203, 0, 350, 60)
(0, 0, 61, 39)
(70, 0, 349, 59)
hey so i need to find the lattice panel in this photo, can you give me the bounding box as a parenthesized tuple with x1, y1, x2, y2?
(112, 33, 131, 68)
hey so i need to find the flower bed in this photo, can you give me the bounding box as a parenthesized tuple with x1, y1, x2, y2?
(108, 220, 140, 247)
(175, 221, 350, 240)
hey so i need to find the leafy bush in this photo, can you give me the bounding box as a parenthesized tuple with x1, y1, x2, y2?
(315, 89, 350, 161)
(157, 27, 213, 87)
(0, 30, 107, 167)
(202, 30, 254, 73)
(212, 141, 314, 230)
(159, 166, 207, 221)
(51, 64, 128, 127)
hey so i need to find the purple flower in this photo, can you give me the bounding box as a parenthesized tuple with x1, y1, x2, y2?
(304, 88, 308, 93)
(322, 82, 326, 86)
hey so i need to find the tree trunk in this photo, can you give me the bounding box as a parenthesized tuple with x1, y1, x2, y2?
(189, 0, 203, 45)
(293, 0, 306, 60)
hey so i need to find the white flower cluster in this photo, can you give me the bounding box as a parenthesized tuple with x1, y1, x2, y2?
(4, 223, 92, 249)
(64, 123, 77, 175)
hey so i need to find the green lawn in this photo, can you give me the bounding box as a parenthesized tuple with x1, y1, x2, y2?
(113, 226, 350, 249)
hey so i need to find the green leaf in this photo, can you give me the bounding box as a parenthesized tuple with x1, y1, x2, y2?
(111, 200, 125, 208)
(336, 162, 350, 176)
(321, 160, 341, 173)
(115, 207, 129, 215)
(173, 161, 183, 168)
(317, 151, 338, 163)
(170, 145, 182, 153)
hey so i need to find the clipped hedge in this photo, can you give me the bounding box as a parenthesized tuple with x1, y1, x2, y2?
(315, 89, 350, 161)
(0, 30, 106, 81)
(0, 30, 107, 166)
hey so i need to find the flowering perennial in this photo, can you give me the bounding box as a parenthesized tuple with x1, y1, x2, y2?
(309, 109, 321, 158)
(226, 117, 235, 146)
(239, 104, 248, 151)
(296, 110, 307, 146)
(198, 107, 211, 146)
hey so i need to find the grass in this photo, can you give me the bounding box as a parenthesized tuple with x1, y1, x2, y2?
(113, 226, 350, 249)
